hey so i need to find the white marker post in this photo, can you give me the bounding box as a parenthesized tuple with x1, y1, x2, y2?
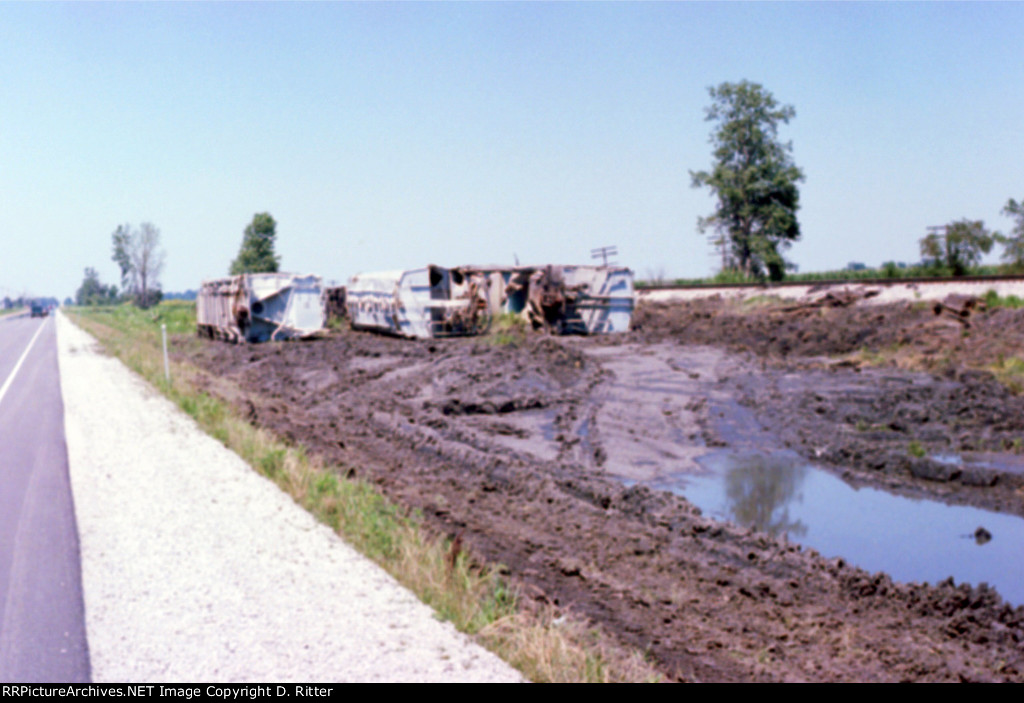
(161, 323, 170, 385)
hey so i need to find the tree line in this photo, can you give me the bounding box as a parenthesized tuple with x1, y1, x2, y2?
(74, 83, 1021, 301)
(76, 213, 280, 307)
(692, 80, 1024, 281)
(75, 222, 166, 307)
(918, 203, 1024, 277)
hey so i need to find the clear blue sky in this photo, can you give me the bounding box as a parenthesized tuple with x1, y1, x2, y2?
(2, 1, 1022, 301)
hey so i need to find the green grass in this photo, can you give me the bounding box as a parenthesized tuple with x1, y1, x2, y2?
(484, 312, 528, 346)
(66, 302, 661, 683)
(983, 290, 1024, 309)
(638, 263, 1015, 288)
(907, 440, 926, 459)
(71, 299, 196, 334)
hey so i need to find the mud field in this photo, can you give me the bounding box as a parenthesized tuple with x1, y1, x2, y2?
(182, 297, 1024, 682)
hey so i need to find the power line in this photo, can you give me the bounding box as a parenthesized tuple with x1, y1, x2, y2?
(590, 246, 618, 266)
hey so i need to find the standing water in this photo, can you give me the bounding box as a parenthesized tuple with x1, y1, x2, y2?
(650, 450, 1024, 607)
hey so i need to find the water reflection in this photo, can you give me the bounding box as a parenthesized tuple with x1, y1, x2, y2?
(722, 452, 808, 538)
(649, 450, 1024, 606)
(656, 451, 808, 538)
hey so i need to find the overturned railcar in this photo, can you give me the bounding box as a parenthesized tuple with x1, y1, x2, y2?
(347, 265, 493, 339)
(197, 273, 326, 343)
(500, 265, 635, 334)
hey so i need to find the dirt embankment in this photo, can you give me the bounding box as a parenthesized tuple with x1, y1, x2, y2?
(635, 297, 1024, 515)
(180, 298, 1024, 682)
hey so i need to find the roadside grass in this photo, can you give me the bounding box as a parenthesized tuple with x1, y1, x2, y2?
(0, 307, 26, 319)
(65, 303, 661, 683)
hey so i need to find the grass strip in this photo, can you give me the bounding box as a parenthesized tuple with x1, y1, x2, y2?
(66, 302, 661, 683)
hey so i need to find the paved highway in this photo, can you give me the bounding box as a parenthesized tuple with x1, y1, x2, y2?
(0, 314, 90, 682)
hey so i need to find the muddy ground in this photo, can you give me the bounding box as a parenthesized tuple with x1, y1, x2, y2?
(181, 297, 1024, 682)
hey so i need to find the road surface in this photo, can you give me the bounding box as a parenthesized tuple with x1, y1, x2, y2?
(0, 314, 90, 682)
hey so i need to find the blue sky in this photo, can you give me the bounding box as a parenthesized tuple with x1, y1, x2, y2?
(1, 2, 1022, 300)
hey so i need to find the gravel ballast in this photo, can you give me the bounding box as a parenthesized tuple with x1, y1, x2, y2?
(56, 313, 523, 683)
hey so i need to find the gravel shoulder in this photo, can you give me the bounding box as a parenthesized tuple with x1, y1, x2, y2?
(56, 312, 523, 683)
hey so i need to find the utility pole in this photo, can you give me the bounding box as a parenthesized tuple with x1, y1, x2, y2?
(591, 246, 618, 266)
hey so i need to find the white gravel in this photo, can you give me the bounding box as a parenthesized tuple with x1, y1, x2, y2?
(639, 278, 1024, 305)
(56, 313, 524, 683)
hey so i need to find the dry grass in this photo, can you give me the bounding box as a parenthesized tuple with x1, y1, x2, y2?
(66, 304, 663, 683)
(479, 609, 662, 683)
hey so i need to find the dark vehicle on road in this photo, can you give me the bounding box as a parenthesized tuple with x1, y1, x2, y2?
(30, 301, 48, 317)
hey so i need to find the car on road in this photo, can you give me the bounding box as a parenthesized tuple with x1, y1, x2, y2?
(30, 301, 48, 317)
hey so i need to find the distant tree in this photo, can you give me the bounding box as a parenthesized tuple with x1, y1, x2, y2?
(230, 213, 280, 275)
(996, 198, 1024, 269)
(111, 222, 166, 308)
(111, 223, 134, 294)
(75, 267, 118, 305)
(881, 261, 901, 278)
(132, 222, 165, 308)
(919, 219, 995, 276)
(691, 80, 804, 281)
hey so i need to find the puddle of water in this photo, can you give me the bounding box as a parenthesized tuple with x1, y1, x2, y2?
(651, 451, 1024, 607)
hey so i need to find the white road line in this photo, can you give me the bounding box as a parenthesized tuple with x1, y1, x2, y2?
(0, 317, 48, 410)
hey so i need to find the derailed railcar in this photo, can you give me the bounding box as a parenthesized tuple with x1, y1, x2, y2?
(499, 265, 635, 334)
(325, 286, 347, 321)
(197, 273, 326, 343)
(347, 265, 493, 339)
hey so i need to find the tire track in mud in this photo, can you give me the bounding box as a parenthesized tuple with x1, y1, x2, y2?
(636, 299, 1024, 517)
(183, 324, 1024, 682)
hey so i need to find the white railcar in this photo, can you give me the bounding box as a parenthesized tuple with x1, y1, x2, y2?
(197, 273, 326, 343)
(347, 266, 492, 339)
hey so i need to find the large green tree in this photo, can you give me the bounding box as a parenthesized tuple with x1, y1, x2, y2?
(919, 219, 995, 276)
(691, 81, 804, 281)
(230, 213, 280, 274)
